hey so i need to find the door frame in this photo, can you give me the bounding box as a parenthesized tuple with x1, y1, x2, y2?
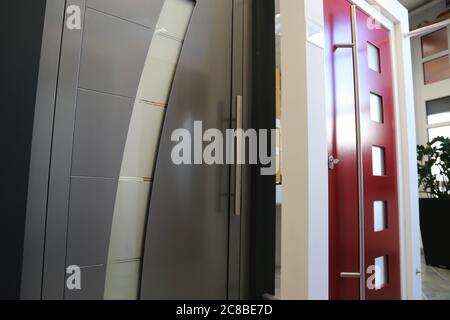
(280, 0, 422, 299)
(20, 0, 67, 300)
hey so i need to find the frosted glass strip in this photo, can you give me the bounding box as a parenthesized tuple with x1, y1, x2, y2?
(138, 57, 177, 104)
(120, 104, 165, 178)
(156, 0, 195, 40)
(368, 42, 381, 73)
(104, 261, 141, 300)
(375, 256, 388, 290)
(149, 34, 183, 64)
(372, 146, 386, 176)
(108, 180, 151, 261)
(370, 93, 383, 123)
(373, 201, 387, 232)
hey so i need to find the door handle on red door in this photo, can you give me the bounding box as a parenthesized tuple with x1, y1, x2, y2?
(328, 155, 340, 170)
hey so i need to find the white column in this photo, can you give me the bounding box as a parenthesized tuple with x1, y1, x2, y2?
(280, 0, 329, 300)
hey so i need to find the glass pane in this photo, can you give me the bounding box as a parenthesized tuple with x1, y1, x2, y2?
(426, 96, 450, 125)
(104, 261, 141, 300)
(156, 0, 195, 40)
(374, 201, 387, 232)
(429, 126, 450, 141)
(370, 93, 384, 123)
(424, 55, 450, 84)
(375, 256, 388, 290)
(372, 146, 386, 176)
(422, 28, 449, 58)
(368, 42, 381, 73)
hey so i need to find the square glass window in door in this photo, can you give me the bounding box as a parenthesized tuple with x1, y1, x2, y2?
(370, 92, 384, 123)
(375, 256, 388, 290)
(372, 146, 386, 176)
(368, 42, 381, 73)
(373, 201, 387, 232)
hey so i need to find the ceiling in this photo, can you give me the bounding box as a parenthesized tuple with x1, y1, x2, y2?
(398, 0, 435, 11)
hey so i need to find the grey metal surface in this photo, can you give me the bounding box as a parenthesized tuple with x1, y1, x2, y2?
(41, 0, 162, 299)
(66, 177, 116, 267)
(239, 0, 253, 300)
(42, 0, 86, 299)
(64, 265, 106, 300)
(21, 0, 67, 300)
(228, 0, 245, 300)
(79, 8, 153, 98)
(140, 0, 234, 300)
(87, 0, 164, 28)
(71, 89, 133, 178)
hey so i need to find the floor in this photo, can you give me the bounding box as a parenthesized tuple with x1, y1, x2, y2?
(422, 254, 450, 300)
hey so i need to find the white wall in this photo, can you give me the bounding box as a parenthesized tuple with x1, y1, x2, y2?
(280, 0, 329, 300)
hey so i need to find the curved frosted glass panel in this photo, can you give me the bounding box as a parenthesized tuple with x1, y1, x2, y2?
(105, 0, 195, 300)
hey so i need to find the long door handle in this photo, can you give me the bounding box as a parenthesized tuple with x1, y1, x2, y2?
(333, 5, 366, 300)
(235, 95, 243, 216)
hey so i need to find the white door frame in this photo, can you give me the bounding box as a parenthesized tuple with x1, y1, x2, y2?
(280, 0, 422, 300)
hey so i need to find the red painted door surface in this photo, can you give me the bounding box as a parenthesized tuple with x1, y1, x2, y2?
(325, 0, 401, 300)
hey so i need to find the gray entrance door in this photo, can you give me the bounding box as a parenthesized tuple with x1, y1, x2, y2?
(140, 0, 236, 300)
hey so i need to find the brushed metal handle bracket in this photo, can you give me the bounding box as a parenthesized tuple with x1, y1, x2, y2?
(340, 272, 362, 279)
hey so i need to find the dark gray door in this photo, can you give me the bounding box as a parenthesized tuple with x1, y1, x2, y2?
(140, 0, 236, 300)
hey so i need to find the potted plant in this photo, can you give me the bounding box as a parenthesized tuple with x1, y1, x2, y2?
(417, 136, 450, 269)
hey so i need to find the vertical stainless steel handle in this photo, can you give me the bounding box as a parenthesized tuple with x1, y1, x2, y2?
(235, 95, 243, 216)
(333, 5, 366, 300)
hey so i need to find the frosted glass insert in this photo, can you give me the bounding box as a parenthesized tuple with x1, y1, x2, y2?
(372, 146, 386, 176)
(138, 58, 178, 104)
(104, 261, 141, 300)
(373, 201, 387, 232)
(370, 93, 383, 123)
(120, 104, 165, 178)
(105, 0, 195, 300)
(156, 0, 195, 40)
(375, 256, 388, 290)
(368, 42, 381, 73)
(108, 180, 151, 261)
(149, 34, 183, 64)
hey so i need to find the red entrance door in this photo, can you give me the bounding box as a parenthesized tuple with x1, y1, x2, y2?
(325, 0, 401, 300)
